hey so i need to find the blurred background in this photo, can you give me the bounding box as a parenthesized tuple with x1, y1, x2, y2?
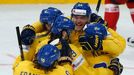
(0, 0, 104, 4)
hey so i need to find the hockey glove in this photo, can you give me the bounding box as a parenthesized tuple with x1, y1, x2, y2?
(58, 39, 72, 64)
(21, 24, 36, 45)
(108, 58, 123, 75)
(79, 35, 103, 51)
(90, 13, 108, 27)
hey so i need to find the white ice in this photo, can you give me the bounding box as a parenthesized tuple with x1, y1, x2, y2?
(0, 4, 134, 75)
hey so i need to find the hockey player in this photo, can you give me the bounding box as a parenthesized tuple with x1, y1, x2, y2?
(69, 2, 125, 75)
(50, 16, 122, 75)
(13, 7, 63, 69)
(104, 0, 134, 30)
(21, 7, 62, 60)
(14, 16, 116, 75)
(70, 2, 126, 57)
(79, 23, 124, 75)
(70, 2, 107, 47)
(14, 16, 74, 75)
(13, 15, 74, 69)
(14, 42, 73, 75)
(21, 7, 63, 46)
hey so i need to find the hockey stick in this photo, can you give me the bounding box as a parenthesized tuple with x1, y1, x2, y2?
(96, 0, 102, 13)
(16, 26, 24, 61)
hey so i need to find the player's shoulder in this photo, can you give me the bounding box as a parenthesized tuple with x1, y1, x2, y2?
(35, 39, 50, 54)
(14, 60, 34, 72)
(17, 60, 34, 66)
(14, 61, 45, 75)
(32, 20, 42, 25)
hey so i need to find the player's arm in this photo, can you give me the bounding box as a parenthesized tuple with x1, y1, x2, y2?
(87, 58, 123, 75)
(108, 28, 126, 50)
(87, 67, 114, 75)
(68, 44, 115, 75)
(13, 61, 45, 75)
(102, 28, 126, 57)
(31, 21, 44, 33)
(108, 58, 123, 75)
(25, 38, 49, 61)
(58, 39, 73, 75)
(87, 64, 121, 75)
(90, 13, 107, 26)
(20, 21, 46, 45)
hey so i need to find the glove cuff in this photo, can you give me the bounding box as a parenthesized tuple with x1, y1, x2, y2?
(108, 64, 119, 75)
(23, 24, 35, 31)
(58, 56, 72, 65)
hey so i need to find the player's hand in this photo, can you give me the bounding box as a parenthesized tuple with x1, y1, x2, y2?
(21, 24, 36, 45)
(91, 13, 108, 28)
(108, 58, 123, 75)
(90, 13, 104, 23)
(58, 39, 72, 64)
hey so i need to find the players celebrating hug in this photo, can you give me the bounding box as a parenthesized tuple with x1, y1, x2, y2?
(13, 2, 126, 75)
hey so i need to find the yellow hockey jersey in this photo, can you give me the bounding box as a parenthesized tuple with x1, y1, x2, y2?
(25, 20, 52, 61)
(70, 28, 126, 67)
(13, 39, 114, 75)
(32, 21, 44, 33)
(69, 44, 114, 75)
(33, 38, 115, 75)
(12, 51, 28, 70)
(13, 21, 50, 70)
(13, 61, 73, 75)
(13, 33, 50, 70)
(26, 35, 50, 61)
